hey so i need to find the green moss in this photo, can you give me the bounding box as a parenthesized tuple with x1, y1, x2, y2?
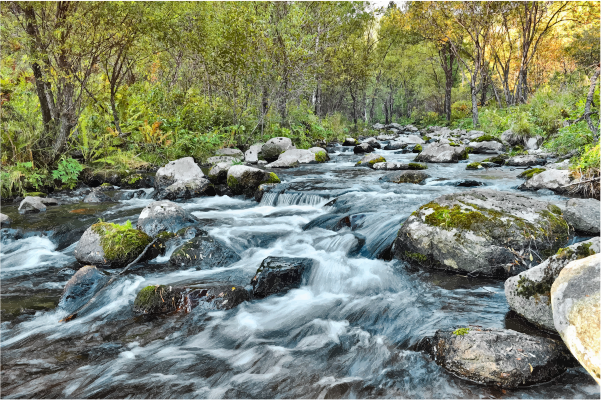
(422, 136, 430, 142)
(482, 155, 508, 165)
(449, 142, 461, 147)
(91, 220, 151, 264)
(404, 251, 428, 263)
(315, 151, 328, 163)
(156, 231, 176, 240)
(100, 182, 112, 187)
(466, 162, 482, 170)
(453, 327, 470, 336)
(518, 168, 546, 180)
(127, 174, 142, 185)
(474, 135, 502, 143)
(413, 144, 423, 153)
(226, 175, 239, 189)
(422, 202, 490, 231)
(458, 149, 469, 160)
(368, 156, 386, 165)
(556, 246, 574, 259)
(262, 172, 281, 184)
(408, 163, 427, 170)
(25, 191, 46, 197)
(516, 275, 552, 300)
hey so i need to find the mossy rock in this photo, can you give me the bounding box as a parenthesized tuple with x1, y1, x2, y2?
(482, 154, 508, 165)
(466, 162, 482, 170)
(315, 150, 328, 163)
(226, 165, 280, 197)
(518, 168, 546, 180)
(24, 191, 46, 197)
(133, 285, 184, 314)
(474, 135, 502, 143)
(412, 144, 423, 153)
(408, 163, 427, 170)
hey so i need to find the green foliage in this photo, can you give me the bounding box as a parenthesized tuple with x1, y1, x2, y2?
(408, 163, 427, 170)
(544, 121, 594, 156)
(453, 327, 470, 336)
(315, 151, 327, 163)
(51, 158, 84, 189)
(1, 162, 48, 198)
(473, 135, 502, 143)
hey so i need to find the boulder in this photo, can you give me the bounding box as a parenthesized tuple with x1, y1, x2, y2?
(561, 198, 600, 236)
(353, 143, 374, 154)
(392, 189, 570, 277)
(0, 213, 11, 228)
(362, 137, 381, 149)
(372, 162, 410, 171)
(551, 254, 601, 384)
(206, 156, 238, 165)
(261, 137, 295, 162)
(380, 170, 429, 184)
(420, 327, 573, 388)
(500, 129, 522, 146)
(414, 143, 468, 163)
(58, 265, 110, 314)
(505, 238, 599, 331)
(519, 169, 572, 193)
(266, 149, 320, 168)
(468, 141, 506, 154)
(227, 165, 280, 197)
(215, 148, 244, 160)
(83, 189, 114, 203)
(135, 279, 250, 317)
(466, 162, 483, 170)
(155, 157, 204, 191)
(137, 200, 198, 238)
(74, 222, 152, 268)
(18, 196, 58, 214)
(385, 123, 403, 130)
(505, 155, 546, 167)
(377, 134, 396, 141)
(383, 141, 408, 151)
(244, 143, 265, 164)
(169, 234, 241, 270)
(309, 147, 329, 162)
(207, 161, 234, 184)
(356, 154, 386, 168)
(525, 136, 544, 150)
(372, 123, 386, 130)
(251, 256, 314, 298)
(343, 137, 359, 146)
(156, 178, 215, 200)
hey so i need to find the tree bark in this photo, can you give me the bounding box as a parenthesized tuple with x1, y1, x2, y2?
(585, 67, 600, 140)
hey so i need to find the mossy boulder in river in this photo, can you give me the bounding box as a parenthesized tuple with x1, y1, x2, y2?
(137, 200, 198, 238)
(505, 237, 599, 331)
(392, 189, 571, 278)
(414, 143, 468, 163)
(380, 170, 429, 184)
(356, 153, 386, 168)
(133, 285, 185, 314)
(226, 165, 280, 197)
(74, 221, 152, 268)
(169, 234, 241, 270)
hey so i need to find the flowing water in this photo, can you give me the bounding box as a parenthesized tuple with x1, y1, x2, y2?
(1, 146, 598, 398)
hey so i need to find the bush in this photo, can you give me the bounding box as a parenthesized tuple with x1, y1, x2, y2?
(52, 157, 84, 189)
(544, 121, 593, 156)
(569, 143, 600, 199)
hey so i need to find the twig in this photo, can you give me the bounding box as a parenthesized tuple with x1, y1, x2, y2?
(561, 177, 600, 187)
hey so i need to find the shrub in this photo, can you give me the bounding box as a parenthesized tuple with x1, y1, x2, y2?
(51, 158, 84, 189)
(544, 121, 593, 156)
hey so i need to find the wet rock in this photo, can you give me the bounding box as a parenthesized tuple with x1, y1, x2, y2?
(561, 198, 600, 235)
(343, 137, 359, 146)
(227, 165, 280, 196)
(206, 156, 238, 165)
(261, 137, 296, 162)
(137, 200, 198, 238)
(74, 222, 152, 268)
(0, 213, 11, 228)
(500, 129, 523, 146)
(384, 135, 424, 149)
(186, 284, 250, 311)
(309, 147, 329, 162)
(505, 155, 546, 167)
(455, 180, 484, 187)
(356, 154, 386, 168)
(215, 148, 244, 160)
(169, 234, 241, 270)
(155, 157, 204, 191)
(112, 189, 147, 201)
(207, 161, 234, 184)
(421, 327, 573, 388)
(353, 143, 374, 154)
(383, 141, 407, 150)
(244, 143, 265, 164)
(266, 149, 321, 168)
(18, 196, 59, 214)
(157, 178, 215, 200)
(380, 170, 429, 184)
(466, 162, 483, 170)
(133, 285, 185, 314)
(519, 169, 572, 194)
(393, 189, 571, 277)
(551, 253, 600, 384)
(251, 256, 314, 298)
(372, 162, 410, 171)
(468, 141, 506, 154)
(83, 189, 114, 203)
(414, 143, 468, 163)
(58, 265, 110, 314)
(120, 173, 154, 189)
(362, 137, 381, 149)
(505, 238, 599, 331)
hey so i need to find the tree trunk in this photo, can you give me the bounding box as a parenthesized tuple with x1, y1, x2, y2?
(470, 81, 479, 128)
(350, 90, 357, 127)
(585, 67, 600, 140)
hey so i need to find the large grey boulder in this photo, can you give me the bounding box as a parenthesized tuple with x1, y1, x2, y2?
(392, 189, 570, 277)
(0, 213, 11, 228)
(266, 149, 321, 168)
(420, 327, 573, 388)
(215, 148, 244, 160)
(309, 147, 329, 162)
(414, 143, 468, 163)
(244, 143, 265, 164)
(385, 123, 403, 130)
(169, 233, 241, 270)
(500, 129, 522, 146)
(207, 161, 234, 184)
(377, 134, 396, 141)
(155, 157, 204, 191)
(251, 257, 314, 298)
(561, 198, 600, 235)
(227, 165, 280, 197)
(18, 196, 58, 214)
(468, 141, 506, 154)
(353, 142, 374, 154)
(551, 254, 601, 384)
(505, 238, 599, 331)
(505, 155, 546, 167)
(137, 200, 197, 238)
(261, 137, 295, 162)
(58, 265, 110, 314)
(519, 169, 572, 193)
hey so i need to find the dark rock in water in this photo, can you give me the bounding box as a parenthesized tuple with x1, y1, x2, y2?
(137, 200, 198, 238)
(58, 265, 110, 314)
(112, 190, 147, 201)
(0, 213, 11, 228)
(133, 283, 250, 315)
(420, 327, 573, 388)
(353, 143, 374, 154)
(455, 180, 484, 187)
(561, 198, 600, 236)
(169, 234, 241, 270)
(214, 183, 233, 197)
(362, 137, 381, 149)
(383, 141, 408, 151)
(156, 177, 215, 200)
(380, 170, 429, 184)
(83, 189, 114, 203)
(18, 196, 59, 214)
(119, 173, 154, 189)
(343, 137, 359, 146)
(505, 155, 547, 167)
(251, 256, 314, 298)
(227, 165, 280, 197)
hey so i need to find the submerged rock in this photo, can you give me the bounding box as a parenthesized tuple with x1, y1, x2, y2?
(362, 137, 381, 149)
(421, 327, 573, 388)
(133, 285, 185, 314)
(169, 234, 241, 270)
(414, 143, 468, 163)
(551, 253, 601, 384)
(505, 238, 599, 331)
(227, 165, 280, 197)
(0, 213, 11, 228)
(74, 222, 152, 268)
(392, 189, 570, 277)
(561, 198, 600, 235)
(185, 285, 250, 311)
(519, 169, 572, 194)
(261, 137, 296, 162)
(18, 196, 59, 214)
(251, 256, 314, 298)
(380, 170, 429, 184)
(58, 265, 110, 314)
(137, 200, 198, 238)
(356, 153, 386, 168)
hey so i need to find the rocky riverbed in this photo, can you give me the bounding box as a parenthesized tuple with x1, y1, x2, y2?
(1, 129, 599, 398)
